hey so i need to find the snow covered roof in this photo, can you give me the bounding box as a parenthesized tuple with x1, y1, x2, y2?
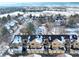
(13, 36, 21, 43)
(5, 20, 17, 29)
(61, 36, 65, 43)
(36, 25, 47, 34)
(39, 26, 46, 30)
(35, 36, 43, 43)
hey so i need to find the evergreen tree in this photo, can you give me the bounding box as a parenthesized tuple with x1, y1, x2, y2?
(26, 22, 35, 34)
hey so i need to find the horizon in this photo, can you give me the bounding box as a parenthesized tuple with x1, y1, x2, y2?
(0, 2, 79, 7)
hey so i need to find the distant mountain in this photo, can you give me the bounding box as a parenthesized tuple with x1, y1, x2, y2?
(0, 2, 79, 7)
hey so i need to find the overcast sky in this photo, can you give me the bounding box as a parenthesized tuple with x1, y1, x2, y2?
(0, 0, 78, 3)
(0, 0, 79, 7)
(0, 0, 52, 3)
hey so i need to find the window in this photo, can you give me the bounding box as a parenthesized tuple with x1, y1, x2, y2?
(53, 43, 56, 45)
(76, 43, 78, 45)
(24, 40, 27, 43)
(32, 43, 34, 45)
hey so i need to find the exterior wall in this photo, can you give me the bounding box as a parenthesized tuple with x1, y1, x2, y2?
(73, 41, 79, 48)
(51, 39, 63, 48)
(29, 39, 42, 49)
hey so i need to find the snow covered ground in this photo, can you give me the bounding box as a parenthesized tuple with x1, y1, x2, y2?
(65, 28, 79, 36)
(24, 11, 79, 17)
(26, 54, 42, 57)
(57, 53, 72, 57)
(0, 42, 9, 56)
(0, 11, 24, 18)
(43, 11, 78, 17)
(1, 11, 79, 57)
(8, 46, 22, 55)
